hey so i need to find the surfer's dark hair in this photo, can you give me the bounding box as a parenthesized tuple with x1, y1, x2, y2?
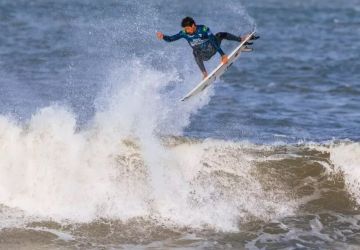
(181, 17, 195, 27)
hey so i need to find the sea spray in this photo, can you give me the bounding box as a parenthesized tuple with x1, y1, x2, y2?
(0, 106, 297, 230)
(0, 0, 287, 232)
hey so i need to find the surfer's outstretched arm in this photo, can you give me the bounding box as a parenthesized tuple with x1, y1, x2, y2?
(156, 31, 183, 42)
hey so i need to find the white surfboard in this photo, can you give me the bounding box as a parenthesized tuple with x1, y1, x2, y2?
(181, 31, 256, 101)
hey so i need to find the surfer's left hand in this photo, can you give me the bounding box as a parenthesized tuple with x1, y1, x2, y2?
(221, 55, 229, 64)
(156, 31, 164, 40)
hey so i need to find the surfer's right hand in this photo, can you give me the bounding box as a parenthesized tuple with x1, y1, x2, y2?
(221, 55, 229, 64)
(202, 71, 208, 79)
(156, 32, 164, 40)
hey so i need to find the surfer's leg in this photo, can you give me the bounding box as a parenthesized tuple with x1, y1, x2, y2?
(193, 50, 207, 76)
(215, 32, 227, 45)
(217, 32, 254, 49)
(216, 32, 242, 42)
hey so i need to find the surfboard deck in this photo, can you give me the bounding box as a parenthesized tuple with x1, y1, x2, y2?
(181, 31, 256, 101)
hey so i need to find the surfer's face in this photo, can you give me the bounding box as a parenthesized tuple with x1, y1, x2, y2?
(184, 24, 196, 34)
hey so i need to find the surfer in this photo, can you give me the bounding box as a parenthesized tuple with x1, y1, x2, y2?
(157, 16, 259, 79)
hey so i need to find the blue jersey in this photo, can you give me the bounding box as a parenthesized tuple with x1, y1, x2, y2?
(163, 25, 225, 56)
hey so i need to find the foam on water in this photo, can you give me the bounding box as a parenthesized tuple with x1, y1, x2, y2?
(321, 142, 360, 204)
(7, 56, 357, 232)
(0, 109, 297, 231)
(1, 1, 360, 249)
(0, 60, 297, 230)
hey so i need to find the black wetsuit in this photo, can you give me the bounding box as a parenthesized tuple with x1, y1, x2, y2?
(163, 25, 241, 73)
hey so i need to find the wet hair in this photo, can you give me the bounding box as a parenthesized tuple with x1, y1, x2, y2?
(181, 17, 195, 27)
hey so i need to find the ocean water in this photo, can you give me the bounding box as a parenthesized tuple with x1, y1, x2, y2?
(0, 0, 359, 249)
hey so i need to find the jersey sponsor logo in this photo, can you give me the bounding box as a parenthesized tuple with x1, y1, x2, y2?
(185, 25, 211, 47)
(189, 38, 208, 47)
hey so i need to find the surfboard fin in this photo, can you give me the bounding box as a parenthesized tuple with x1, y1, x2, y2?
(250, 34, 260, 40)
(241, 46, 253, 52)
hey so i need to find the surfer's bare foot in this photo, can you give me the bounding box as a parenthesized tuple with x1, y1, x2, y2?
(239, 34, 248, 42)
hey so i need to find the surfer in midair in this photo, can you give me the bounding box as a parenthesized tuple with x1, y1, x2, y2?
(157, 16, 259, 79)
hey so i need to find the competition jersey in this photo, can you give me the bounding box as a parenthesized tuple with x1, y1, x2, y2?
(163, 25, 225, 56)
